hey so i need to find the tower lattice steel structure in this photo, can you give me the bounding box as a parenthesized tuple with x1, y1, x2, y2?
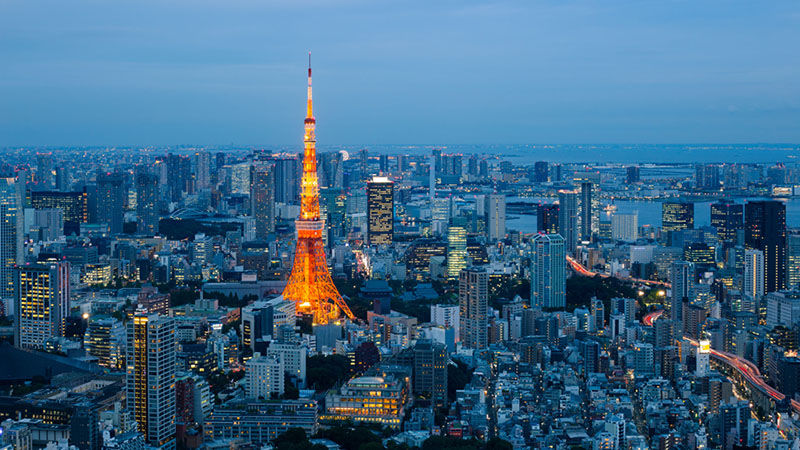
(282, 55, 355, 325)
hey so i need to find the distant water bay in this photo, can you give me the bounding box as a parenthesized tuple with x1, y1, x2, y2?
(350, 144, 800, 164)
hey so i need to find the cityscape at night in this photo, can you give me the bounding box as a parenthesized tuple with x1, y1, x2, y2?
(1, 1, 800, 450)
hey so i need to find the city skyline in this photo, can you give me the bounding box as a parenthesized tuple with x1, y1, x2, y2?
(3, 2, 800, 449)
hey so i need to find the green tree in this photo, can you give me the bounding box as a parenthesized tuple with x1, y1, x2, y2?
(306, 354, 351, 391)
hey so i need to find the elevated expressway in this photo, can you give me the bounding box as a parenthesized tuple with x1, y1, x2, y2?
(568, 256, 798, 415)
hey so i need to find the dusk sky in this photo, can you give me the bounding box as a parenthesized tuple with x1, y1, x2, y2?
(1, 0, 799, 146)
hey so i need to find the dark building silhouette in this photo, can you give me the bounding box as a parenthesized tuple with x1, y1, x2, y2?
(745, 200, 786, 293)
(537, 203, 559, 234)
(710, 201, 743, 245)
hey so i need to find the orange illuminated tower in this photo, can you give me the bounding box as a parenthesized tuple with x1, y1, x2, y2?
(282, 54, 355, 325)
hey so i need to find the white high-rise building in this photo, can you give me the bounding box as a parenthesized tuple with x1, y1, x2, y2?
(696, 339, 710, 376)
(126, 312, 176, 449)
(0, 177, 23, 305)
(611, 213, 638, 242)
(485, 194, 506, 241)
(266, 342, 307, 388)
(431, 304, 460, 342)
(743, 249, 765, 302)
(530, 234, 566, 309)
(246, 352, 285, 398)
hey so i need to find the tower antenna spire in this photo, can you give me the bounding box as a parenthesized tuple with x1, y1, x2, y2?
(284, 53, 354, 325)
(306, 52, 313, 118)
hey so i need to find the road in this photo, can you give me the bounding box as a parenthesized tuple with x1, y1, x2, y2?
(566, 255, 671, 287)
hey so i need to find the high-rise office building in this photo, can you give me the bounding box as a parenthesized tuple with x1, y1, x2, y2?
(318, 151, 344, 189)
(485, 194, 506, 241)
(246, 352, 285, 398)
(194, 151, 211, 190)
(579, 182, 593, 241)
(626, 166, 640, 184)
(14, 262, 70, 349)
(166, 153, 192, 201)
(127, 312, 176, 449)
(787, 233, 800, 290)
(459, 268, 488, 350)
(36, 152, 55, 188)
(662, 202, 694, 233)
(0, 178, 23, 301)
(611, 213, 638, 242)
(250, 163, 276, 239)
(557, 190, 579, 254)
(412, 339, 448, 406)
(743, 249, 765, 302)
(669, 260, 694, 333)
(447, 226, 468, 279)
(136, 173, 160, 236)
(367, 177, 393, 245)
(710, 201, 743, 245)
(530, 233, 566, 309)
(274, 157, 300, 205)
(84, 317, 124, 369)
(30, 189, 88, 235)
(745, 200, 786, 293)
(96, 172, 125, 234)
(537, 203, 559, 235)
(695, 164, 720, 190)
(533, 161, 548, 183)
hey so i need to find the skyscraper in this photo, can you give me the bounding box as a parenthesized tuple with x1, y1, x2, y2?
(537, 203, 559, 235)
(166, 153, 192, 201)
(412, 339, 448, 406)
(30, 189, 88, 235)
(530, 233, 566, 309)
(787, 232, 800, 290)
(447, 226, 467, 279)
(579, 181, 593, 241)
(626, 166, 640, 184)
(695, 164, 720, 190)
(485, 194, 506, 241)
(194, 151, 211, 190)
(743, 249, 765, 302)
(127, 312, 176, 449)
(662, 202, 694, 233)
(97, 171, 125, 234)
(557, 190, 579, 254)
(281, 57, 354, 325)
(669, 260, 694, 333)
(611, 213, 638, 242)
(0, 177, 23, 301)
(459, 268, 488, 350)
(710, 201, 743, 245)
(533, 161, 548, 183)
(367, 176, 394, 245)
(36, 152, 55, 188)
(14, 262, 70, 349)
(136, 172, 160, 236)
(274, 157, 300, 205)
(745, 200, 786, 293)
(250, 163, 276, 239)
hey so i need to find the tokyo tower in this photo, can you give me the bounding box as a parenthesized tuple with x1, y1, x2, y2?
(282, 54, 355, 325)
